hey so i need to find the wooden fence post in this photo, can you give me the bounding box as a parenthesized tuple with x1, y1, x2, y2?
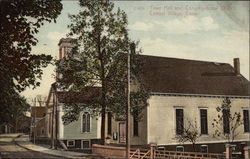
(244, 146, 250, 159)
(225, 144, 231, 159)
(150, 143, 157, 159)
(138, 149, 140, 159)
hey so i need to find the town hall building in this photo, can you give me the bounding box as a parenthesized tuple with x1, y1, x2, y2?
(45, 38, 249, 153)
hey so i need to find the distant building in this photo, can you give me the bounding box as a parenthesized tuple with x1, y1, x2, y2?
(16, 115, 30, 134)
(0, 116, 30, 134)
(0, 124, 14, 134)
(31, 106, 46, 138)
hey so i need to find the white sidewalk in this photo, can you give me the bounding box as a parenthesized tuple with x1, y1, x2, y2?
(15, 134, 92, 159)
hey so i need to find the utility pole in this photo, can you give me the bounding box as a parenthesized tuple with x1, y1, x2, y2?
(54, 84, 58, 149)
(126, 43, 134, 159)
(51, 83, 57, 149)
(29, 98, 32, 141)
(51, 87, 55, 149)
(33, 97, 36, 144)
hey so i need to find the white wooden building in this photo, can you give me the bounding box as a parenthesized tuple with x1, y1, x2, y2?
(108, 55, 249, 153)
(45, 38, 249, 153)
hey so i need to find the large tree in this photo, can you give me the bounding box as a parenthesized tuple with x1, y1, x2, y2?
(0, 0, 63, 124)
(56, 0, 149, 144)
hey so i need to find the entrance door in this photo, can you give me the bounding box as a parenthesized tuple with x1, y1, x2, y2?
(119, 122, 126, 143)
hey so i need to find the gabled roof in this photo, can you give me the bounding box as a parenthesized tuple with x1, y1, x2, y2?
(56, 87, 101, 104)
(138, 55, 249, 96)
(47, 54, 249, 105)
(31, 107, 46, 118)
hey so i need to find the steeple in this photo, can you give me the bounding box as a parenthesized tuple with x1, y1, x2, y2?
(58, 38, 76, 60)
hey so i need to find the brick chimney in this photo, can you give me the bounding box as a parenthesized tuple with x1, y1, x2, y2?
(234, 58, 240, 75)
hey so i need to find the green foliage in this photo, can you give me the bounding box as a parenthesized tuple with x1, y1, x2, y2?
(212, 97, 243, 143)
(0, 0, 62, 91)
(0, 0, 62, 125)
(0, 87, 30, 126)
(56, 0, 149, 127)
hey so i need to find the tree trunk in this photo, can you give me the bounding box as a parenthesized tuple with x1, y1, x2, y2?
(101, 105, 106, 145)
(192, 143, 196, 152)
(97, 14, 106, 145)
(100, 71, 106, 145)
(15, 118, 18, 133)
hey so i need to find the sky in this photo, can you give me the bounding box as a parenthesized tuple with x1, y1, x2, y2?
(21, 1, 249, 102)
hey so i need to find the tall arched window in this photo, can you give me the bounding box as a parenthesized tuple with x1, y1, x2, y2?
(82, 112, 90, 133)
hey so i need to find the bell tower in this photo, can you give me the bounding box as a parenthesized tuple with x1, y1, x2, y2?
(57, 38, 76, 81)
(58, 38, 76, 60)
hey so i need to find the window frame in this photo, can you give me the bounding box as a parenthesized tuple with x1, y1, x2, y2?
(200, 145, 208, 153)
(67, 140, 75, 147)
(40, 127, 45, 136)
(200, 109, 208, 135)
(133, 110, 139, 137)
(222, 108, 230, 134)
(81, 140, 91, 149)
(176, 146, 184, 152)
(243, 109, 250, 133)
(82, 112, 91, 133)
(107, 112, 112, 135)
(175, 108, 184, 135)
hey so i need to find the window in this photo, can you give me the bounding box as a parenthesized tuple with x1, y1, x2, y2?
(49, 113, 51, 134)
(200, 109, 208, 134)
(108, 112, 112, 135)
(201, 145, 208, 153)
(133, 110, 139, 136)
(176, 109, 184, 135)
(82, 140, 90, 149)
(243, 110, 249, 132)
(41, 128, 45, 135)
(67, 140, 75, 147)
(61, 47, 65, 58)
(231, 145, 236, 152)
(223, 109, 230, 134)
(82, 112, 90, 133)
(113, 132, 118, 140)
(176, 146, 184, 152)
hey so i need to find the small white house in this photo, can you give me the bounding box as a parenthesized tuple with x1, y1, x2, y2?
(45, 86, 102, 150)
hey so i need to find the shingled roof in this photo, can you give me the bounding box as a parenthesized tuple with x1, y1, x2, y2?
(31, 107, 46, 118)
(56, 87, 101, 104)
(51, 55, 249, 104)
(138, 55, 249, 96)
